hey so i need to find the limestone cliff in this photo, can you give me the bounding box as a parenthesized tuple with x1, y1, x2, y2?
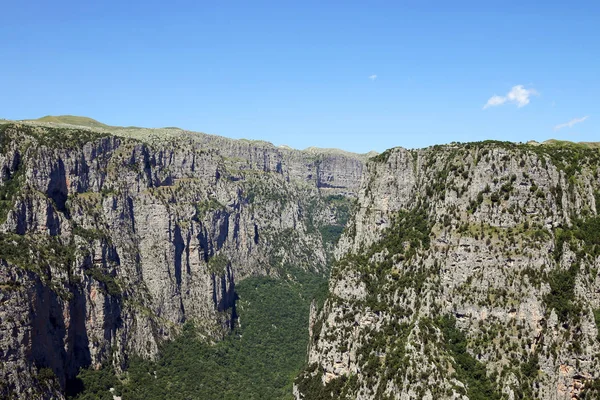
(296, 141, 600, 400)
(0, 121, 365, 398)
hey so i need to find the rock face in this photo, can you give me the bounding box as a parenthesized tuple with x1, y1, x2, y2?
(296, 143, 600, 400)
(0, 122, 365, 398)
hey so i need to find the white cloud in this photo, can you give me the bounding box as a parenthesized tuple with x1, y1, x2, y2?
(484, 95, 507, 108)
(483, 85, 538, 109)
(507, 85, 538, 107)
(369, 74, 377, 81)
(554, 116, 589, 131)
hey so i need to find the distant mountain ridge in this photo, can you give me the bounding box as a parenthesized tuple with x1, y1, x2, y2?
(15, 115, 600, 153)
(13, 115, 377, 159)
(542, 139, 600, 149)
(24, 115, 112, 129)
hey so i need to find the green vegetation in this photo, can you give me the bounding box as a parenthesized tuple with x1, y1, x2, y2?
(27, 115, 111, 129)
(37, 127, 111, 149)
(433, 138, 600, 184)
(570, 216, 600, 258)
(370, 207, 432, 262)
(295, 205, 435, 398)
(319, 224, 344, 245)
(370, 147, 397, 163)
(0, 164, 24, 223)
(333, 205, 432, 312)
(545, 215, 600, 323)
(70, 272, 326, 400)
(37, 367, 59, 389)
(581, 378, 600, 399)
(324, 194, 352, 225)
(207, 253, 229, 274)
(0, 233, 75, 279)
(294, 364, 357, 400)
(529, 141, 600, 180)
(0, 232, 123, 298)
(194, 198, 226, 217)
(518, 353, 540, 399)
(542, 139, 600, 150)
(319, 195, 353, 246)
(594, 309, 600, 341)
(241, 177, 289, 206)
(435, 315, 502, 400)
(72, 225, 109, 243)
(0, 123, 11, 153)
(3, 123, 110, 150)
(544, 263, 580, 324)
(83, 268, 121, 296)
(296, 315, 506, 399)
(66, 363, 119, 399)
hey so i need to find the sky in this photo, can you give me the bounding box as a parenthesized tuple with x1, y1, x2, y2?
(1, 1, 598, 153)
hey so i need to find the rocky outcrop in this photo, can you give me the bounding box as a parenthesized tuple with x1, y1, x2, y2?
(296, 142, 600, 400)
(0, 122, 365, 398)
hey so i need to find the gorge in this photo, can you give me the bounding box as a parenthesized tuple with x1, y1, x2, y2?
(1, 118, 600, 399)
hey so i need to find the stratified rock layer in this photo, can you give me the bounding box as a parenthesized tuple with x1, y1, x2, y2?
(296, 143, 600, 400)
(0, 122, 365, 398)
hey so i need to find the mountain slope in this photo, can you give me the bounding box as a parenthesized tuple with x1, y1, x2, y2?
(24, 115, 112, 129)
(542, 139, 600, 149)
(296, 141, 600, 400)
(0, 121, 363, 398)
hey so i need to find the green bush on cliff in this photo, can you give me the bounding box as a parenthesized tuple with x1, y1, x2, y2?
(0, 165, 24, 223)
(436, 315, 502, 400)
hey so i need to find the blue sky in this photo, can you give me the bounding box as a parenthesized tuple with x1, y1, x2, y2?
(1, 1, 598, 153)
